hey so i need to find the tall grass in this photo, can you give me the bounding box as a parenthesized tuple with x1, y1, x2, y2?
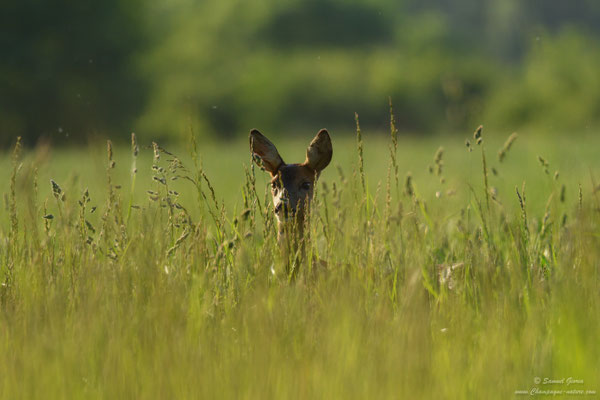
(0, 124, 598, 399)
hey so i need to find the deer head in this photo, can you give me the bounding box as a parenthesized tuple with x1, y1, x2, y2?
(250, 129, 333, 237)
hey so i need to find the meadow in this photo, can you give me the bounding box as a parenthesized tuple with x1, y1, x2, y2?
(0, 124, 599, 399)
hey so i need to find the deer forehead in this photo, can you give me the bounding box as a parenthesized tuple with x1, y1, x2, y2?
(275, 164, 316, 189)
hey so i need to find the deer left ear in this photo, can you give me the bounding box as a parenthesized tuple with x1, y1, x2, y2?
(305, 129, 332, 173)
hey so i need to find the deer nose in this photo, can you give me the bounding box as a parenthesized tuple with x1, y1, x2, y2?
(275, 200, 292, 217)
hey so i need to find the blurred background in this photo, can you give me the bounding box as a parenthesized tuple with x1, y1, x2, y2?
(2, 0, 600, 146)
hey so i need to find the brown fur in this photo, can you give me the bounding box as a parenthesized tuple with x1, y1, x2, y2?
(249, 129, 333, 238)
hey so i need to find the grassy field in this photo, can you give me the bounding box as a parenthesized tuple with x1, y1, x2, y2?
(0, 126, 599, 399)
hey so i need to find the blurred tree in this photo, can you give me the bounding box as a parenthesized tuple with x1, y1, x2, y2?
(2, 0, 600, 145)
(139, 0, 497, 140)
(486, 29, 600, 132)
(0, 0, 148, 146)
(262, 0, 394, 48)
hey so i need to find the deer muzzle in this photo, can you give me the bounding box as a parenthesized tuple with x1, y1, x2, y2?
(274, 199, 293, 219)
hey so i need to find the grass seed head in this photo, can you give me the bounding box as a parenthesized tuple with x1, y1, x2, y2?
(474, 125, 483, 144)
(152, 142, 160, 161)
(404, 173, 414, 197)
(50, 179, 64, 201)
(107, 140, 115, 168)
(434, 147, 444, 164)
(131, 132, 139, 156)
(498, 132, 518, 162)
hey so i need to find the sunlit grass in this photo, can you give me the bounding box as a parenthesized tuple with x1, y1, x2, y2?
(0, 127, 598, 399)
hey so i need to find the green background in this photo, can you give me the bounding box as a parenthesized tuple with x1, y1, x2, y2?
(2, 0, 600, 146)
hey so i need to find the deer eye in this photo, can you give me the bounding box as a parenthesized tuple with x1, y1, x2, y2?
(301, 182, 311, 191)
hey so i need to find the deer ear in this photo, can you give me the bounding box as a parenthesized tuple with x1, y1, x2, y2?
(249, 129, 284, 175)
(305, 129, 332, 173)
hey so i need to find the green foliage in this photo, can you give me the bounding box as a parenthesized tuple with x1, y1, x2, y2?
(0, 0, 148, 145)
(2, 0, 600, 144)
(487, 29, 600, 131)
(139, 3, 496, 141)
(137, 0, 600, 141)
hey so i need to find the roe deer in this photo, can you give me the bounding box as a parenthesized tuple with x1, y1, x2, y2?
(249, 129, 332, 243)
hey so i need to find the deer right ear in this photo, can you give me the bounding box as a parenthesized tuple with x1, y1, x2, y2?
(305, 129, 332, 173)
(249, 129, 284, 175)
